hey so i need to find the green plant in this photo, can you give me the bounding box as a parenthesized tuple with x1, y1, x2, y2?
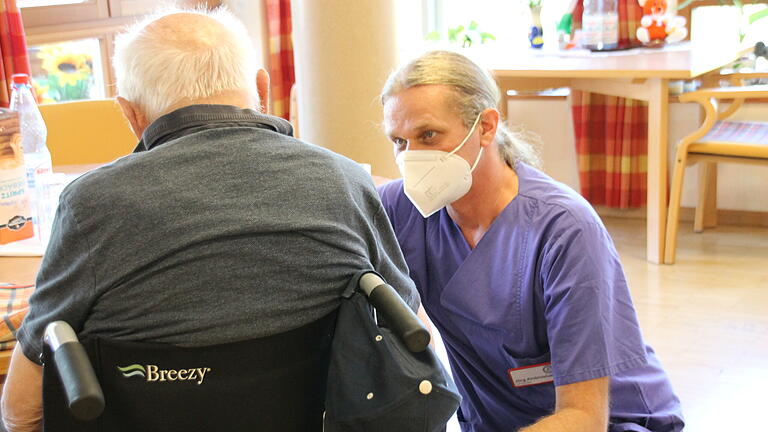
(425, 20, 497, 48)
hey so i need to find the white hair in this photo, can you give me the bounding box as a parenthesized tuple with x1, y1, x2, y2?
(381, 50, 540, 168)
(113, 6, 259, 121)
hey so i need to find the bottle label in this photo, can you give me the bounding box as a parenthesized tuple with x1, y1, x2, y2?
(602, 13, 619, 46)
(0, 110, 35, 244)
(582, 15, 603, 47)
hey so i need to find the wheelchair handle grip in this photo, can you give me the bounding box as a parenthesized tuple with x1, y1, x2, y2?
(360, 273, 430, 353)
(44, 321, 105, 421)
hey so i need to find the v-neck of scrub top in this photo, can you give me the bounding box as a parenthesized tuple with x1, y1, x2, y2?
(424, 165, 533, 333)
(435, 161, 525, 263)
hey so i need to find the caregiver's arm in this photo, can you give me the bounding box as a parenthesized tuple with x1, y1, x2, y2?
(520, 376, 609, 432)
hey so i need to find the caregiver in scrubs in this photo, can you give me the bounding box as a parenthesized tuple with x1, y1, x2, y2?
(377, 51, 684, 432)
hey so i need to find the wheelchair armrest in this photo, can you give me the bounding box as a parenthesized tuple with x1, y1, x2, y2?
(44, 321, 105, 421)
(360, 272, 430, 353)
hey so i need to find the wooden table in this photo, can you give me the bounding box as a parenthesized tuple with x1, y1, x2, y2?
(489, 42, 746, 264)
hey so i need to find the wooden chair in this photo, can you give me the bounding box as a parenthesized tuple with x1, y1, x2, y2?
(39, 99, 137, 167)
(665, 74, 768, 264)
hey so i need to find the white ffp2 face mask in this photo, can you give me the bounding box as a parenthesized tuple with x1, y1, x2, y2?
(396, 114, 483, 218)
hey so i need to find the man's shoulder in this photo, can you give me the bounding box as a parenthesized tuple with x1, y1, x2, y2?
(516, 164, 601, 229)
(287, 139, 374, 189)
(62, 154, 140, 192)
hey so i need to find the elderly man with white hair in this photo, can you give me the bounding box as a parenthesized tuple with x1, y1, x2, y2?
(1, 8, 418, 431)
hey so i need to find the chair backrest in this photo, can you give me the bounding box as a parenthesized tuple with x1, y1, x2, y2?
(39, 100, 136, 166)
(42, 311, 337, 432)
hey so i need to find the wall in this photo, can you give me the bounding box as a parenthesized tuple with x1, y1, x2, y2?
(507, 97, 580, 191)
(224, 0, 268, 75)
(507, 97, 768, 213)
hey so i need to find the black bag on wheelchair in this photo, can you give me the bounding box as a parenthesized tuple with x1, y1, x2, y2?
(323, 271, 461, 432)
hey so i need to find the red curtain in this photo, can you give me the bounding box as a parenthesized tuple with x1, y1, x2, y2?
(264, 0, 294, 120)
(571, 91, 648, 208)
(0, 0, 31, 108)
(570, 0, 648, 208)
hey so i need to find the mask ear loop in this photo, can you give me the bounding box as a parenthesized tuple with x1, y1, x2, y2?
(444, 113, 483, 169)
(447, 113, 482, 157)
(469, 147, 484, 172)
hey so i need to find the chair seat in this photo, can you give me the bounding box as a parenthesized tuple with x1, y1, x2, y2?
(692, 121, 768, 159)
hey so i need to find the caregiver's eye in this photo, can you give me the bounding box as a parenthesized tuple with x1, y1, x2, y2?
(392, 137, 407, 151)
(421, 130, 437, 141)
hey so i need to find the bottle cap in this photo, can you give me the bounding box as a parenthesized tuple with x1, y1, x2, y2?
(11, 74, 29, 85)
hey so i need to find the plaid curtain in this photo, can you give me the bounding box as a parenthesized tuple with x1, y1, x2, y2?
(265, 0, 294, 120)
(571, 91, 648, 208)
(0, 0, 30, 108)
(0, 283, 34, 351)
(571, 0, 648, 208)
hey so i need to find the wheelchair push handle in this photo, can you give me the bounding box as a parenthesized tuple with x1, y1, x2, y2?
(44, 321, 105, 421)
(359, 272, 431, 353)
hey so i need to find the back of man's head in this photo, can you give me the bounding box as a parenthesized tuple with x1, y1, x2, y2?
(113, 8, 258, 123)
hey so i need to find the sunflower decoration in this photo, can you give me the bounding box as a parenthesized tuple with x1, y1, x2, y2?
(36, 44, 93, 102)
(31, 80, 55, 105)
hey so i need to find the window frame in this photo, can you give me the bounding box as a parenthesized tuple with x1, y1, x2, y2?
(20, 0, 109, 28)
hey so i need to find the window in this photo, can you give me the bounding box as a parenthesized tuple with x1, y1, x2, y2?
(691, 3, 768, 49)
(21, 0, 220, 103)
(18, 0, 88, 6)
(421, 0, 576, 52)
(28, 38, 106, 103)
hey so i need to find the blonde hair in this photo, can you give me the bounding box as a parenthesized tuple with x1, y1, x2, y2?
(113, 7, 259, 121)
(381, 50, 540, 168)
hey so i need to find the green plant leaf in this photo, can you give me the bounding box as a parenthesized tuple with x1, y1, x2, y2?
(433, 20, 497, 47)
(425, 30, 441, 41)
(677, 0, 699, 10)
(480, 32, 496, 43)
(749, 8, 768, 24)
(447, 26, 463, 43)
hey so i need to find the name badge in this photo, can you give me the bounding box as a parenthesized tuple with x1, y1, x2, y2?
(508, 362, 554, 388)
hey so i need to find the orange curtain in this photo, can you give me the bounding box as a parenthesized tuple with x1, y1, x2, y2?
(265, 0, 294, 120)
(0, 0, 30, 108)
(570, 0, 648, 208)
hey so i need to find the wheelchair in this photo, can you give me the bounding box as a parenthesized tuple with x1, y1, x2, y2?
(42, 271, 460, 432)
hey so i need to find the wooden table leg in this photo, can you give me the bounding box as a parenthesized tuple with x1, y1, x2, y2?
(646, 78, 669, 264)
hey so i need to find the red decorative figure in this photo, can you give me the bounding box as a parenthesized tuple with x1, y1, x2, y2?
(636, 0, 687, 47)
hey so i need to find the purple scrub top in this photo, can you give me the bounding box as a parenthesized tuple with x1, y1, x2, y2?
(378, 163, 684, 432)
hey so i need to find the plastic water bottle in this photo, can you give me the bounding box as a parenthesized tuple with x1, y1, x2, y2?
(582, 0, 618, 51)
(10, 73, 53, 247)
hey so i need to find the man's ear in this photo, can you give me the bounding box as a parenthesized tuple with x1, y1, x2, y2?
(116, 97, 149, 138)
(479, 108, 500, 148)
(256, 68, 270, 114)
